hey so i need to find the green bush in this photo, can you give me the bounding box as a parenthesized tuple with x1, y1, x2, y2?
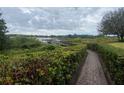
(0, 44, 86, 84)
(9, 36, 42, 49)
(42, 45, 56, 50)
(87, 43, 124, 84)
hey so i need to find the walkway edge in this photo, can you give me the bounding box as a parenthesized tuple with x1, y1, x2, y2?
(69, 51, 88, 85)
(98, 53, 114, 85)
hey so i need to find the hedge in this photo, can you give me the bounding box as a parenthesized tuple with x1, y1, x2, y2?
(0, 45, 86, 84)
(87, 43, 124, 84)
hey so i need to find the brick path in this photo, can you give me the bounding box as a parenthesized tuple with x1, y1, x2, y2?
(76, 50, 108, 85)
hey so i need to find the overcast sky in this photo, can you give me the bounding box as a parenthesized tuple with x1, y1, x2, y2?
(1, 7, 118, 35)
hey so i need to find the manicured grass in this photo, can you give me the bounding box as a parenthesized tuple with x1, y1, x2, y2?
(109, 42, 124, 49)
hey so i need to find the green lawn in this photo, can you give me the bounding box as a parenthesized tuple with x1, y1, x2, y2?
(109, 42, 124, 49)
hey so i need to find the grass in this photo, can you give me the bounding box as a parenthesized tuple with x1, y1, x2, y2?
(109, 42, 124, 49)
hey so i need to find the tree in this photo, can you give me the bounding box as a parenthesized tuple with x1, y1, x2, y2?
(0, 12, 8, 50)
(98, 8, 124, 41)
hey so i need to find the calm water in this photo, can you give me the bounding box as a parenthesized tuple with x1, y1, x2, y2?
(37, 37, 61, 44)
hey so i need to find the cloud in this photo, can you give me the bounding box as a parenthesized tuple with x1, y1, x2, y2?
(1, 7, 118, 35)
(19, 8, 32, 14)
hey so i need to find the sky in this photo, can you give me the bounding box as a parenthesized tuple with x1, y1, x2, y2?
(1, 7, 118, 36)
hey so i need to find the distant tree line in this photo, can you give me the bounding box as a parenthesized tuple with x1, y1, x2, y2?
(98, 8, 124, 41)
(8, 34, 96, 39)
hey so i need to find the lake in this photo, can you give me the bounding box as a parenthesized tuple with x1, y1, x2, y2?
(37, 37, 61, 44)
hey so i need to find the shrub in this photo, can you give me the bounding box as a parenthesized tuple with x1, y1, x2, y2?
(87, 43, 124, 84)
(9, 36, 42, 49)
(0, 44, 86, 84)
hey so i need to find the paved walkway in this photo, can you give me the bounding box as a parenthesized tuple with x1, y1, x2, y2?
(76, 50, 108, 85)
